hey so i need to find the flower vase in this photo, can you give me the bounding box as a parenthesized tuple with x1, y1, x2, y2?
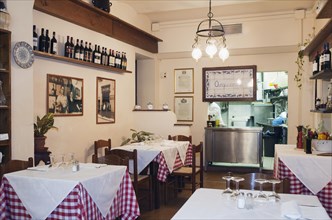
(296, 126, 303, 149)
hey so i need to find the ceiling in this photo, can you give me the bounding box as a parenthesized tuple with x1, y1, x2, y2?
(117, 0, 316, 23)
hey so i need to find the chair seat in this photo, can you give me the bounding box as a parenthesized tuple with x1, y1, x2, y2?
(173, 167, 201, 175)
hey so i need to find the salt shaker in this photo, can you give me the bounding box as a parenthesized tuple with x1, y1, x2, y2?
(237, 192, 245, 209)
(245, 193, 254, 209)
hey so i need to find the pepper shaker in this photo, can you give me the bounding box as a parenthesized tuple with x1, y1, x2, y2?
(245, 193, 254, 209)
(237, 192, 245, 209)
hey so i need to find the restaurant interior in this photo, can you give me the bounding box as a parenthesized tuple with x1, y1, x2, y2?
(0, 0, 331, 219)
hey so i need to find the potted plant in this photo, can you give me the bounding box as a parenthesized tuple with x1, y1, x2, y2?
(34, 113, 57, 152)
(121, 129, 154, 146)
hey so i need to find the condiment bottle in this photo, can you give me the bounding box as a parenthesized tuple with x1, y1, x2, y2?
(237, 192, 245, 209)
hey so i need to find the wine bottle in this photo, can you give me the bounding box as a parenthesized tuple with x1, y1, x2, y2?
(50, 31, 58, 55)
(115, 51, 122, 69)
(74, 39, 80, 59)
(33, 25, 38, 50)
(45, 29, 50, 53)
(38, 28, 46, 52)
(122, 52, 127, 70)
(88, 43, 93, 62)
(83, 41, 88, 62)
(313, 51, 320, 75)
(70, 37, 75, 58)
(320, 43, 326, 71)
(108, 49, 113, 67)
(101, 47, 105, 65)
(323, 42, 331, 70)
(64, 36, 70, 57)
(79, 40, 84, 61)
(104, 47, 108, 66)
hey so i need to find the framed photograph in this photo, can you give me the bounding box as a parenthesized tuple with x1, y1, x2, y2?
(202, 65, 257, 102)
(47, 74, 83, 116)
(174, 68, 194, 93)
(174, 96, 194, 122)
(96, 77, 116, 124)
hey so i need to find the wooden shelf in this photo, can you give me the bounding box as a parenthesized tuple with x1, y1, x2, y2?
(33, 0, 162, 53)
(133, 109, 170, 112)
(310, 109, 332, 113)
(304, 19, 332, 61)
(0, 140, 10, 147)
(309, 69, 332, 80)
(34, 50, 132, 73)
(316, 0, 332, 19)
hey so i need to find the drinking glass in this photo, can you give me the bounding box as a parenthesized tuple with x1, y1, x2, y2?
(221, 173, 233, 196)
(58, 154, 66, 167)
(254, 179, 268, 202)
(268, 179, 281, 201)
(49, 154, 56, 167)
(231, 177, 244, 198)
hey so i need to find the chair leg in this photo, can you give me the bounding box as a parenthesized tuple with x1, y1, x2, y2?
(192, 174, 196, 193)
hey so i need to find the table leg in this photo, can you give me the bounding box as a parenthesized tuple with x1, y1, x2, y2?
(150, 161, 160, 209)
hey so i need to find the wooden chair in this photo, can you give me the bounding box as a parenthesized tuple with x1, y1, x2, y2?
(109, 148, 152, 210)
(96, 154, 129, 167)
(0, 157, 34, 180)
(172, 141, 203, 193)
(237, 172, 290, 193)
(92, 139, 112, 163)
(168, 135, 192, 143)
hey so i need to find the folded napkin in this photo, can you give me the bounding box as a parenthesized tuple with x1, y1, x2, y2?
(27, 165, 50, 172)
(281, 200, 302, 219)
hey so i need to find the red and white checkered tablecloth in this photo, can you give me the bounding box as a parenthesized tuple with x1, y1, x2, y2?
(154, 143, 192, 182)
(0, 171, 140, 220)
(276, 158, 332, 218)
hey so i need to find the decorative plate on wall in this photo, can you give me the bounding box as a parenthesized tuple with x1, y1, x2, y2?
(13, 41, 34, 69)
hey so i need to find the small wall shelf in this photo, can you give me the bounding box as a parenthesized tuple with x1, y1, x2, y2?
(34, 51, 132, 74)
(309, 69, 332, 81)
(133, 109, 170, 112)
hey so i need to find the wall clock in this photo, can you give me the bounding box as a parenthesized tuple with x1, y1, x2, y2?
(13, 41, 34, 69)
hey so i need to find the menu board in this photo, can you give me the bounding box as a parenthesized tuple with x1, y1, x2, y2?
(202, 65, 257, 102)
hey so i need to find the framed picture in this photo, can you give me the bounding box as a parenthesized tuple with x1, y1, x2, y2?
(202, 65, 257, 102)
(47, 74, 83, 116)
(174, 68, 194, 93)
(174, 96, 193, 122)
(96, 77, 116, 124)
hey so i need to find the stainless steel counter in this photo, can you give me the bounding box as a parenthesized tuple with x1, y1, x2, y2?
(205, 127, 263, 170)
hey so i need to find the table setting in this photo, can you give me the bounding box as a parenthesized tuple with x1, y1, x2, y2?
(0, 156, 140, 220)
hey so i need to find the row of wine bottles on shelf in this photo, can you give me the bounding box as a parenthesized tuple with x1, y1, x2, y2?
(33, 25, 127, 70)
(312, 42, 331, 75)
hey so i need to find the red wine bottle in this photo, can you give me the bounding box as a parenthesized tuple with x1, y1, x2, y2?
(45, 29, 50, 53)
(38, 28, 46, 52)
(33, 25, 38, 50)
(64, 36, 70, 57)
(50, 31, 58, 55)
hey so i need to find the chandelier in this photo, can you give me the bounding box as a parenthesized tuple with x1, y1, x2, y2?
(191, 0, 229, 61)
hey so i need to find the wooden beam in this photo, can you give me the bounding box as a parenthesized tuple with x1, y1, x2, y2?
(33, 0, 162, 53)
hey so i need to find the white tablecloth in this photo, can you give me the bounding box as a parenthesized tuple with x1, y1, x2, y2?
(5, 163, 126, 219)
(275, 145, 332, 194)
(115, 140, 190, 173)
(172, 188, 330, 219)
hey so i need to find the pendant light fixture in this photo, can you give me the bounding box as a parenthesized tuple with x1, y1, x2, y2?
(192, 0, 229, 61)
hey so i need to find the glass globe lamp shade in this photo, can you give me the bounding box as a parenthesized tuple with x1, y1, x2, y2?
(192, 47, 202, 61)
(205, 43, 217, 58)
(219, 47, 229, 61)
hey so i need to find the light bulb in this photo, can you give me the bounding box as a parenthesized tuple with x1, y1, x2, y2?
(219, 47, 229, 61)
(205, 43, 217, 58)
(192, 47, 202, 61)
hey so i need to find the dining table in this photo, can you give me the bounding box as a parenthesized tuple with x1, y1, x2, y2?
(114, 139, 192, 208)
(274, 144, 332, 218)
(171, 188, 330, 219)
(0, 163, 140, 220)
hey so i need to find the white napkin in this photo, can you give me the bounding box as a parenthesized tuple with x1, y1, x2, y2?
(281, 200, 302, 219)
(27, 165, 50, 172)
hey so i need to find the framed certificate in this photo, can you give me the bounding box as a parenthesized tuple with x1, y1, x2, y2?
(174, 96, 193, 122)
(174, 68, 194, 93)
(202, 65, 257, 102)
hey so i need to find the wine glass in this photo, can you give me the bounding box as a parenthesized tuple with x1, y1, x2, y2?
(58, 154, 66, 167)
(268, 179, 281, 201)
(231, 177, 245, 198)
(49, 154, 56, 167)
(254, 179, 268, 202)
(221, 173, 233, 196)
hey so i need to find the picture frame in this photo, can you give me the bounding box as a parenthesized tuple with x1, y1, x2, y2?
(202, 65, 257, 102)
(96, 77, 116, 124)
(174, 96, 194, 122)
(174, 68, 194, 93)
(47, 74, 83, 116)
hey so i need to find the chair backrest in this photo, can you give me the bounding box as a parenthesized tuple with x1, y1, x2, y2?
(1, 157, 34, 177)
(168, 135, 192, 143)
(192, 142, 203, 172)
(97, 154, 129, 168)
(109, 149, 138, 191)
(92, 139, 112, 163)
